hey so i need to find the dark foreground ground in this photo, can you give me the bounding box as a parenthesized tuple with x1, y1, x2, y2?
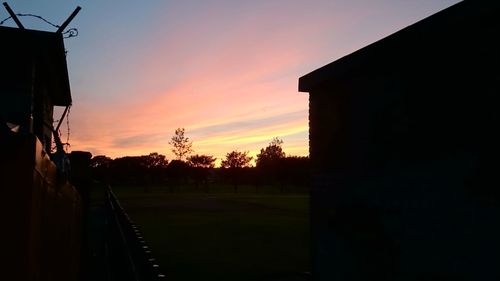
(112, 184, 311, 281)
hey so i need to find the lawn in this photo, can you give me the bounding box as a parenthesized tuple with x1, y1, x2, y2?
(113, 185, 310, 281)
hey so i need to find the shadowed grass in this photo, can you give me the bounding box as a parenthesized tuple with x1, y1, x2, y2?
(113, 185, 310, 281)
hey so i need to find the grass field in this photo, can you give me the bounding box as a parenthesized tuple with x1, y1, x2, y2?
(113, 185, 310, 281)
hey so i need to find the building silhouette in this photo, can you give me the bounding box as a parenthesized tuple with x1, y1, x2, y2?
(299, 1, 500, 280)
(0, 9, 82, 280)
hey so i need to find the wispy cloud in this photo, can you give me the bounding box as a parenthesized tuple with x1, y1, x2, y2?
(112, 133, 167, 149)
(55, 0, 461, 161)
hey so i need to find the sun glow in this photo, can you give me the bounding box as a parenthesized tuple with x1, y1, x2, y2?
(20, 0, 460, 162)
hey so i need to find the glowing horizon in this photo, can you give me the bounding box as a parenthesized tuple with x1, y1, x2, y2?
(2, 1, 461, 164)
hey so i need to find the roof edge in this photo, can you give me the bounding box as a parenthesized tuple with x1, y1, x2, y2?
(298, 0, 470, 93)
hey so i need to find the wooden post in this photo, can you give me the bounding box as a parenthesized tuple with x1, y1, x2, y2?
(2, 2, 24, 29)
(56, 6, 81, 34)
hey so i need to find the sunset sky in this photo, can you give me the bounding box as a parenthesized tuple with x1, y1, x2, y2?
(2, 0, 460, 165)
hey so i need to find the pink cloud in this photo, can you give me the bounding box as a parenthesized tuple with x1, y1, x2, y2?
(63, 1, 459, 160)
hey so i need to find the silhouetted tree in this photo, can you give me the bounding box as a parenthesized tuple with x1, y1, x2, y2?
(256, 137, 285, 166)
(166, 159, 190, 192)
(140, 153, 168, 192)
(169, 128, 193, 161)
(221, 151, 253, 169)
(187, 154, 216, 168)
(142, 152, 168, 169)
(90, 155, 112, 168)
(280, 156, 310, 192)
(106, 153, 169, 192)
(221, 150, 253, 192)
(90, 155, 112, 182)
(256, 138, 287, 191)
(110, 156, 145, 185)
(188, 154, 216, 192)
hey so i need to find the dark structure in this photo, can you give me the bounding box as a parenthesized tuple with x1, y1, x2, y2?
(299, 1, 499, 280)
(0, 25, 71, 152)
(1, 5, 165, 280)
(0, 4, 83, 280)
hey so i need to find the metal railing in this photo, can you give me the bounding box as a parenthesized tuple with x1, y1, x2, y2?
(105, 186, 166, 281)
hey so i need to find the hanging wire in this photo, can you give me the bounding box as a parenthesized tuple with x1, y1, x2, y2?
(51, 105, 72, 153)
(16, 13, 59, 28)
(64, 105, 71, 152)
(0, 16, 11, 25)
(0, 13, 78, 39)
(62, 27, 78, 38)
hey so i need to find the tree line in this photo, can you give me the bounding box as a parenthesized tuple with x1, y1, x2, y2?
(90, 128, 309, 193)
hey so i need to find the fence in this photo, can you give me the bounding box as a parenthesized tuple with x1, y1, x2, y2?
(105, 186, 166, 281)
